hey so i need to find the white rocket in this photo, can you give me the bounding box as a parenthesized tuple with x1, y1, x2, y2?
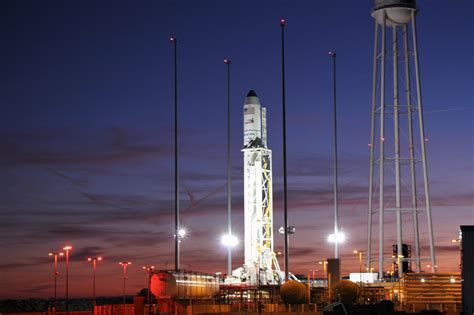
(235, 90, 281, 284)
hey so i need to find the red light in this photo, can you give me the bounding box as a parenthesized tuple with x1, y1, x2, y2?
(224, 59, 230, 64)
(280, 19, 286, 26)
(88, 258, 92, 261)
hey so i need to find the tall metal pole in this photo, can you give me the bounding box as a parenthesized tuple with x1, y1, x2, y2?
(367, 20, 379, 271)
(122, 264, 127, 305)
(92, 259, 96, 306)
(280, 18, 289, 282)
(170, 36, 180, 272)
(330, 51, 339, 259)
(411, 11, 436, 272)
(378, 11, 387, 280)
(393, 26, 403, 277)
(65, 250, 69, 315)
(224, 58, 232, 277)
(403, 24, 421, 273)
(54, 254, 58, 302)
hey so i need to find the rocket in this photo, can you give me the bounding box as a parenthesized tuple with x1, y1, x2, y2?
(238, 90, 281, 284)
(243, 90, 267, 149)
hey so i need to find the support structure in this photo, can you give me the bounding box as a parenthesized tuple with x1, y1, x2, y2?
(367, 0, 436, 279)
(239, 90, 282, 285)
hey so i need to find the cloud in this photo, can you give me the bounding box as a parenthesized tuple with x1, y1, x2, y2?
(0, 128, 172, 167)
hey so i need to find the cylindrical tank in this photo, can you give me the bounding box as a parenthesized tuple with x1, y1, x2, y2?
(150, 271, 219, 299)
(371, 0, 416, 27)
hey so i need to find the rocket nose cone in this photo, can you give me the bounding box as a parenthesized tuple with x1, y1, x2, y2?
(247, 90, 258, 97)
(245, 89, 260, 105)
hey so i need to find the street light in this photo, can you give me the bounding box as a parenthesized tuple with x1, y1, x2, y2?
(63, 246, 72, 315)
(353, 250, 366, 283)
(48, 251, 64, 307)
(119, 261, 132, 306)
(177, 228, 186, 240)
(142, 265, 155, 315)
(87, 257, 103, 307)
(318, 261, 328, 278)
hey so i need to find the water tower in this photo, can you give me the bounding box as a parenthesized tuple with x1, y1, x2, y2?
(366, 0, 436, 279)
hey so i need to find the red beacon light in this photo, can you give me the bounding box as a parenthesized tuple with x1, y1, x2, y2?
(280, 19, 286, 26)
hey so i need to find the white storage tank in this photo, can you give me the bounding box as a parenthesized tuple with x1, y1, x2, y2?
(372, 0, 416, 27)
(150, 270, 219, 299)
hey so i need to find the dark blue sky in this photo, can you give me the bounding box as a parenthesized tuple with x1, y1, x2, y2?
(1, 0, 472, 298)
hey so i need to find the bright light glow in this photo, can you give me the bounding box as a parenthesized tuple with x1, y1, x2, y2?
(178, 228, 186, 238)
(327, 231, 345, 243)
(421, 278, 425, 283)
(48, 253, 53, 256)
(450, 277, 455, 283)
(221, 234, 239, 247)
(63, 246, 72, 250)
(98, 257, 103, 261)
(88, 258, 92, 261)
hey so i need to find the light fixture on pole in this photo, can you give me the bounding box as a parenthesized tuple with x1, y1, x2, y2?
(48, 251, 64, 307)
(119, 261, 132, 306)
(87, 256, 103, 307)
(353, 250, 365, 283)
(221, 234, 239, 248)
(62, 246, 72, 315)
(327, 231, 345, 244)
(142, 265, 155, 315)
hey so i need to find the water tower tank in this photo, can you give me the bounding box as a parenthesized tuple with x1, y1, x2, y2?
(372, 0, 416, 27)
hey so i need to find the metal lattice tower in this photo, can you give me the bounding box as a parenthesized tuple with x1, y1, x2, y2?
(366, 0, 436, 279)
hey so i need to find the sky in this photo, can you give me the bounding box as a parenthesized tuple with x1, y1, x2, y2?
(1, 0, 473, 299)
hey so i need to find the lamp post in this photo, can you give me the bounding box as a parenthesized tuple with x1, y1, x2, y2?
(353, 250, 365, 283)
(119, 261, 131, 306)
(48, 252, 64, 305)
(318, 261, 328, 281)
(62, 246, 72, 315)
(142, 265, 155, 315)
(87, 257, 103, 307)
